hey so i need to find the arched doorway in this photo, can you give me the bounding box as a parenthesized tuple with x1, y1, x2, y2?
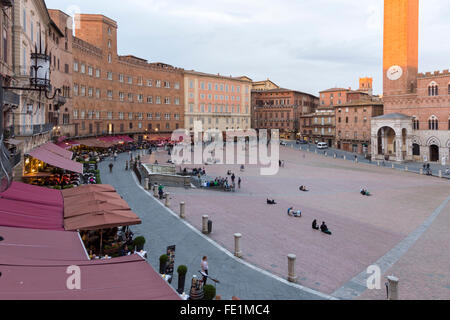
(377, 127, 396, 157)
(412, 143, 420, 156)
(430, 145, 439, 162)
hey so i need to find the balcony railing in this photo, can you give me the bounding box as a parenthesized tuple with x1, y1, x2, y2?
(8, 124, 54, 137)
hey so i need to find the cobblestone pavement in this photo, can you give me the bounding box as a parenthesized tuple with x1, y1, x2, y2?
(145, 144, 450, 299)
(99, 153, 332, 300)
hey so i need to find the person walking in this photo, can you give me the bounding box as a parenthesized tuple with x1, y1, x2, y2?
(109, 163, 114, 173)
(201, 256, 209, 285)
(238, 177, 241, 189)
(125, 160, 129, 171)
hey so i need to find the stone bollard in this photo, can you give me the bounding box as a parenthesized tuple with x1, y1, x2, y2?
(392, 164, 395, 169)
(405, 166, 408, 172)
(202, 215, 209, 234)
(377, 161, 380, 166)
(420, 168, 423, 175)
(153, 185, 159, 197)
(343, 155, 346, 161)
(234, 233, 242, 258)
(287, 254, 297, 283)
(165, 193, 170, 207)
(315, 150, 318, 154)
(334, 153, 337, 159)
(439, 170, 442, 178)
(325, 152, 328, 157)
(386, 276, 399, 300)
(355, 158, 358, 163)
(180, 202, 186, 219)
(144, 178, 149, 190)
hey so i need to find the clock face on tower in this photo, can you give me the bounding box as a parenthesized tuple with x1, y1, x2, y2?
(387, 65, 403, 81)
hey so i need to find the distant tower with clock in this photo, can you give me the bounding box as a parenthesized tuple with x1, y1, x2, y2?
(383, 0, 419, 97)
(372, 0, 450, 164)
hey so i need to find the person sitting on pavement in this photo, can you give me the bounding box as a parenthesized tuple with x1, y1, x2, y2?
(360, 188, 371, 196)
(299, 185, 309, 192)
(287, 207, 302, 217)
(312, 219, 319, 230)
(267, 199, 277, 205)
(320, 222, 332, 235)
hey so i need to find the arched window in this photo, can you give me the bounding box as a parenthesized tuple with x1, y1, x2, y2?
(412, 116, 419, 130)
(428, 82, 438, 96)
(428, 116, 438, 130)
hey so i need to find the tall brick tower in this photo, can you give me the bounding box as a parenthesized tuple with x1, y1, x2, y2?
(383, 0, 419, 96)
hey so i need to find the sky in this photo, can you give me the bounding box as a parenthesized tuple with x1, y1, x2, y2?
(45, 0, 450, 96)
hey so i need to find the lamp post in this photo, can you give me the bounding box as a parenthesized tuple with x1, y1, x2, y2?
(0, 43, 64, 193)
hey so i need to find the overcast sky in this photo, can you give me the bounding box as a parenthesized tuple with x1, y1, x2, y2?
(45, 0, 450, 96)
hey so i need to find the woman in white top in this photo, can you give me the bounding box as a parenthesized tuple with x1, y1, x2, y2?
(201, 256, 209, 285)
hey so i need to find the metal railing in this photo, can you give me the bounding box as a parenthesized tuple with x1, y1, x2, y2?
(7, 123, 54, 137)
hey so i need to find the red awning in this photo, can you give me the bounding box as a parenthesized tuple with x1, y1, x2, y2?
(1, 182, 63, 207)
(28, 145, 83, 174)
(0, 255, 180, 300)
(0, 226, 88, 261)
(40, 142, 73, 159)
(0, 198, 64, 230)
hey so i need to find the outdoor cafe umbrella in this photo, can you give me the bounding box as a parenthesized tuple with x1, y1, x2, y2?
(64, 209, 141, 231)
(64, 199, 130, 219)
(61, 184, 116, 198)
(63, 192, 123, 208)
(64, 209, 142, 254)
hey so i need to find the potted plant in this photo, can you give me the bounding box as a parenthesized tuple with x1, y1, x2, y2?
(203, 284, 216, 300)
(176, 265, 188, 294)
(133, 236, 146, 251)
(159, 254, 169, 274)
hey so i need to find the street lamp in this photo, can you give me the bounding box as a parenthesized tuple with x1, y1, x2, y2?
(0, 42, 64, 193)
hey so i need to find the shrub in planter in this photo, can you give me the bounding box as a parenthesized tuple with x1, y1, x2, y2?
(159, 254, 169, 274)
(203, 284, 216, 300)
(133, 236, 146, 251)
(177, 265, 188, 294)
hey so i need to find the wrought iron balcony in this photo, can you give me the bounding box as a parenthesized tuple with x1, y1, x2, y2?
(8, 123, 54, 137)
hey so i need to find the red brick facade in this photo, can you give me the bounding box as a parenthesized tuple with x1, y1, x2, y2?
(71, 14, 185, 139)
(252, 89, 318, 139)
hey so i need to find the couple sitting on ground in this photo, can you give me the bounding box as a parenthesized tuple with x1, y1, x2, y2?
(360, 188, 371, 196)
(312, 220, 332, 235)
(267, 199, 277, 205)
(287, 207, 302, 218)
(299, 185, 309, 192)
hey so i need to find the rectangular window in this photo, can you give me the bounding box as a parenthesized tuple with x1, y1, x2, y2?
(81, 64, 85, 74)
(156, 96, 161, 104)
(107, 72, 113, 80)
(156, 80, 161, 88)
(147, 79, 153, 87)
(96, 89, 101, 99)
(127, 76, 132, 84)
(96, 69, 100, 78)
(74, 61, 79, 72)
(128, 93, 133, 102)
(107, 90, 113, 100)
(119, 92, 124, 101)
(88, 66, 93, 76)
(164, 81, 170, 88)
(119, 74, 124, 83)
(147, 96, 153, 104)
(119, 112, 124, 120)
(165, 97, 170, 105)
(175, 97, 180, 105)
(147, 113, 152, 120)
